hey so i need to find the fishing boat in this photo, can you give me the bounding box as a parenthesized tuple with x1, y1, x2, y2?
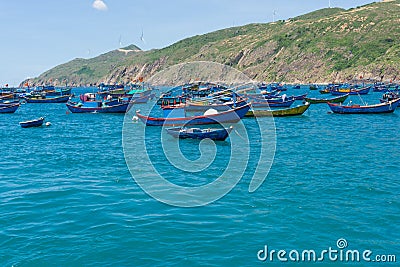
(45, 87, 72, 96)
(166, 126, 233, 141)
(319, 88, 330, 94)
(19, 117, 45, 128)
(24, 94, 71, 103)
(293, 94, 308, 100)
(0, 103, 20, 113)
(304, 94, 349, 104)
(327, 99, 400, 114)
(136, 104, 251, 126)
(0, 93, 15, 100)
(380, 92, 399, 104)
(330, 86, 370, 96)
(251, 98, 295, 108)
(130, 94, 152, 104)
(98, 83, 125, 95)
(185, 99, 247, 112)
(66, 100, 131, 113)
(245, 103, 310, 117)
(0, 99, 20, 106)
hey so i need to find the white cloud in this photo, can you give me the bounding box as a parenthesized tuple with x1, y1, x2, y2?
(92, 0, 108, 11)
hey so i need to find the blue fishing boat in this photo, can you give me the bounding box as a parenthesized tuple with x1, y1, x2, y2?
(166, 126, 233, 141)
(251, 98, 295, 108)
(66, 101, 131, 113)
(327, 99, 400, 114)
(24, 95, 71, 103)
(185, 99, 248, 112)
(0, 103, 20, 113)
(136, 103, 250, 126)
(45, 87, 72, 96)
(0, 99, 20, 106)
(293, 93, 308, 100)
(19, 117, 45, 128)
(130, 94, 151, 104)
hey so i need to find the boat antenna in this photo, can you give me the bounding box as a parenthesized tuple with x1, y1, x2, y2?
(140, 29, 146, 44)
(329, 0, 331, 8)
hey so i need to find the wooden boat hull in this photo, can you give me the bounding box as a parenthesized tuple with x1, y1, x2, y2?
(20, 117, 44, 128)
(166, 127, 233, 141)
(25, 95, 71, 103)
(327, 99, 400, 114)
(137, 104, 251, 126)
(0, 103, 20, 113)
(0, 94, 15, 100)
(245, 103, 310, 117)
(45, 88, 72, 96)
(185, 99, 247, 112)
(251, 99, 295, 108)
(304, 94, 349, 104)
(66, 102, 131, 113)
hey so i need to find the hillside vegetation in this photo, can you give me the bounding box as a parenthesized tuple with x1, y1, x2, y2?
(24, 0, 400, 86)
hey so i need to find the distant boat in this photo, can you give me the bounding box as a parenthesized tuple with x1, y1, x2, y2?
(293, 93, 308, 100)
(0, 103, 20, 113)
(24, 95, 71, 103)
(251, 98, 295, 108)
(45, 88, 72, 96)
(136, 104, 251, 126)
(304, 94, 349, 104)
(319, 88, 330, 94)
(0, 93, 15, 100)
(19, 117, 45, 128)
(245, 103, 310, 117)
(166, 126, 233, 141)
(185, 99, 247, 112)
(0, 99, 20, 106)
(330, 86, 370, 96)
(130, 94, 152, 104)
(327, 99, 400, 114)
(66, 101, 131, 113)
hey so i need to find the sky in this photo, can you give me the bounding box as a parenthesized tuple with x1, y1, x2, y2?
(0, 0, 376, 86)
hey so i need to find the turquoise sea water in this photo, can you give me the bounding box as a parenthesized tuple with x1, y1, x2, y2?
(1, 87, 399, 266)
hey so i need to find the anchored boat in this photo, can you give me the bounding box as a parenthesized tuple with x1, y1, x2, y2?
(327, 99, 400, 114)
(245, 103, 310, 117)
(19, 117, 45, 128)
(136, 104, 250, 126)
(166, 126, 233, 141)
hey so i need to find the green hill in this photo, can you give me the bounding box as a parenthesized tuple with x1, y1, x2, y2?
(23, 0, 400, 86)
